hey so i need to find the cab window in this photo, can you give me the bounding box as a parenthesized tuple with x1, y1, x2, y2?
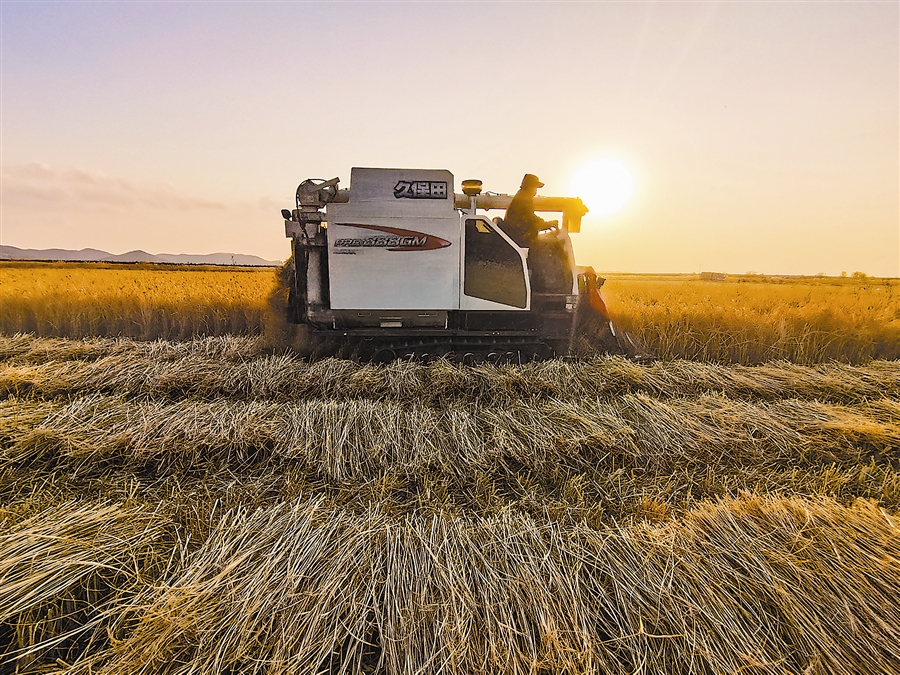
(463, 219, 527, 308)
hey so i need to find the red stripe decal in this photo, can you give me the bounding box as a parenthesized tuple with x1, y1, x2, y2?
(335, 223, 452, 251)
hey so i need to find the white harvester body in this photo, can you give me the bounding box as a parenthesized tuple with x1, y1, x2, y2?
(282, 167, 611, 360)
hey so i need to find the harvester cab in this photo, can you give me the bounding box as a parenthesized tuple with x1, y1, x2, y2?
(282, 167, 621, 361)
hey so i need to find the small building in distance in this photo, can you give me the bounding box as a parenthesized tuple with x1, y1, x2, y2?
(700, 271, 727, 281)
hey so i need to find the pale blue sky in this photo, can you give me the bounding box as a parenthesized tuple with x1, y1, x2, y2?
(2, 1, 898, 275)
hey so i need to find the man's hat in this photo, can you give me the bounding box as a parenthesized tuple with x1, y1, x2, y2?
(521, 173, 544, 189)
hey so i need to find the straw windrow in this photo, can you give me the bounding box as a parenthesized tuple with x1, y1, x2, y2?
(0, 501, 177, 671)
(2, 334, 899, 405)
(2, 496, 897, 675)
(2, 394, 898, 502)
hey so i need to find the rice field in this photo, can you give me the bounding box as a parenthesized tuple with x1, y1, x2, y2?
(603, 273, 900, 363)
(2, 262, 898, 363)
(0, 262, 274, 340)
(1, 332, 899, 674)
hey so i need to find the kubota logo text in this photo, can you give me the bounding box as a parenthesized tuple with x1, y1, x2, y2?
(393, 180, 448, 199)
(333, 224, 451, 251)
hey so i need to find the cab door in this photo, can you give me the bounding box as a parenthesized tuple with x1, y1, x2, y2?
(459, 216, 531, 310)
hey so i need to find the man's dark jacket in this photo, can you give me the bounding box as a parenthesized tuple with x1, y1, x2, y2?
(503, 189, 549, 247)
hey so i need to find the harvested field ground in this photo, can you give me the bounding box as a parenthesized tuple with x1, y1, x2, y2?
(1, 265, 899, 673)
(1, 333, 899, 674)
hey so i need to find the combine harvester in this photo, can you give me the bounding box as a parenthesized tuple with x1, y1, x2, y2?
(280, 167, 644, 361)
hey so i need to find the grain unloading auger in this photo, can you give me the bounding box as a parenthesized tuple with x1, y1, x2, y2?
(280, 168, 644, 362)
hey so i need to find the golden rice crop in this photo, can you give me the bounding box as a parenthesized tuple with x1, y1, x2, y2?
(604, 273, 900, 363)
(0, 262, 274, 340)
(3, 263, 898, 363)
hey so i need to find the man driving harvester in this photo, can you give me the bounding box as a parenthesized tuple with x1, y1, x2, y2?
(503, 173, 558, 247)
(503, 173, 570, 293)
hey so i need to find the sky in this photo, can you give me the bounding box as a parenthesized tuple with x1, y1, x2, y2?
(1, 1, 898, 277)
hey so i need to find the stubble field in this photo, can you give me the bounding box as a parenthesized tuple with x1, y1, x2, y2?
(0, 262, 898, 674)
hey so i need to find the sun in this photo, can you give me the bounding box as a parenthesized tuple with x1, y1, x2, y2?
(570, 159, 635, 217)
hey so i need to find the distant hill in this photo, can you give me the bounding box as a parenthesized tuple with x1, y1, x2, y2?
(0, 245, 281, 267)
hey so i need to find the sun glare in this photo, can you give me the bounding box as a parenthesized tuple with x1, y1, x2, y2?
(571, 159, 635, 217)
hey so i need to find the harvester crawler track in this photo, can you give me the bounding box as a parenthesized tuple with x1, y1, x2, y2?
(355, 336, 560, 364)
